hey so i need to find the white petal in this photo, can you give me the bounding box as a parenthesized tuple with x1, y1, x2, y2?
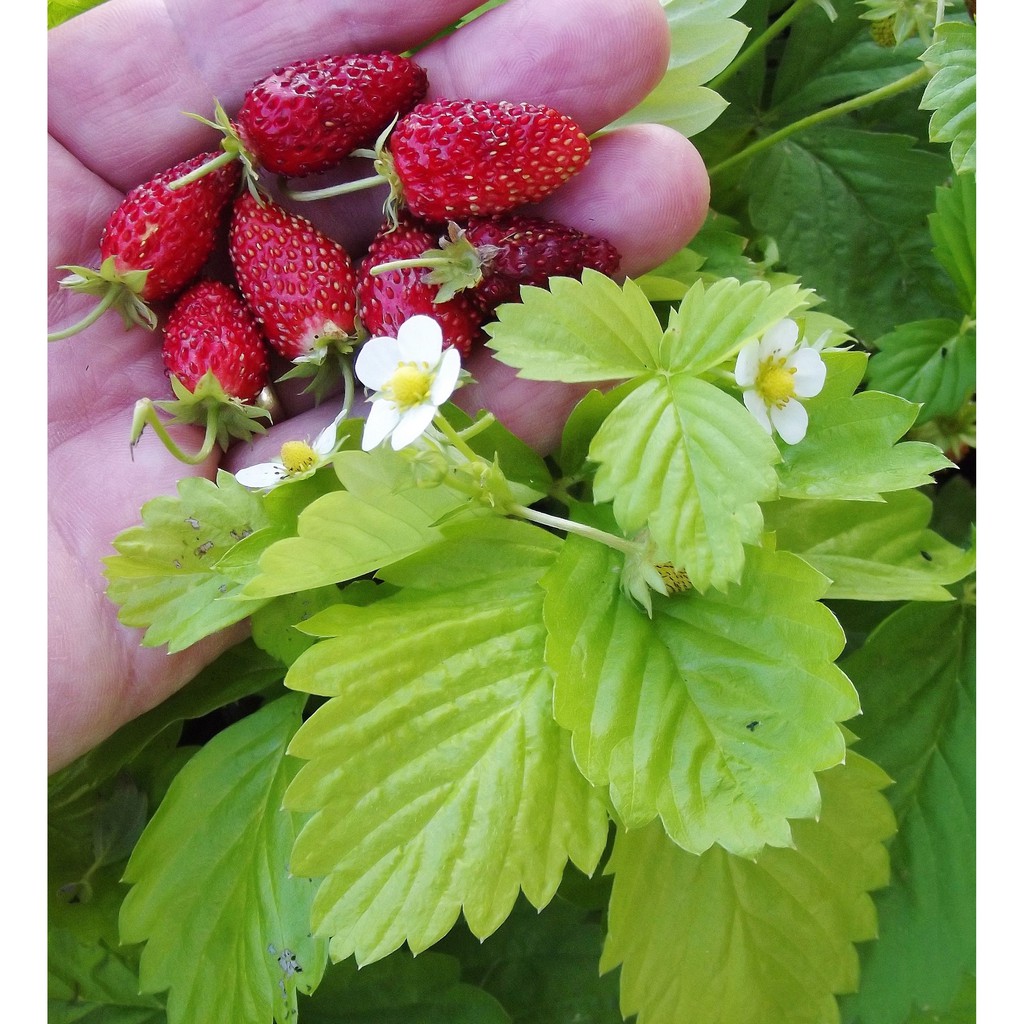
(789, 348, 827, 398)
(313, 409, 347, 454)
(390, 404, 436, 449)
(355, 337, 401, 390)
(771, 398, 809, 445)
(361, 400, 401, 450)
(742, 388, 773, 435)
(734, 340, 760, 387)
(395, 315, 443, 365)
(430, 347, 462, 404)
(760, 318, 799, 358)
(235, 461, 288, 488)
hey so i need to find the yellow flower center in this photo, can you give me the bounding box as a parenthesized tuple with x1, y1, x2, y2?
(280, 440, 317, 476)
(389, 363, 433, 409)
(756, 356, 797, 408)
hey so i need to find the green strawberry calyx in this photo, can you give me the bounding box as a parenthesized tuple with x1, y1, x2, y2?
(168, 101, 263, 200)
(48, 256, 156, 341)
(369, 222, 501, 303)
(130, 371, 273, 466)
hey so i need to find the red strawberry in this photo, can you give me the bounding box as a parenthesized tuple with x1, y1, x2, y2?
(283, 98, 592, 224)
(368, 215, 621, 312)
(173, 52, 427, 191)
(162, 280, 269, 402)
(228, 192, 358, 362)
(357, 218, 484, 358)
(131, 280, 272, 465)
(49, 153, 240, 341)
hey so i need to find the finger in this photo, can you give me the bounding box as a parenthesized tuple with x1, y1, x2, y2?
(534, 123, 711, 277)
(419, 0, 670, 133)
(48, 0, 484, 188)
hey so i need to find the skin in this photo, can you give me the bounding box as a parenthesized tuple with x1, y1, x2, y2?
(48, 0, 711, 772)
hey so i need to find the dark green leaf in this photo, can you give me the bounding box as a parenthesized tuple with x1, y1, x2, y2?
(839, 602, 976, 1024)
(300, 950, 510, 1024)
(865, 319, 976, 423)
(745, 127, 956, 340)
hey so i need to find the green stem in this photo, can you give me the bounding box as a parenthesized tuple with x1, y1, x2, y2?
(47, 288, 120, 342)
(455, 412, 496, 443)
(130, 399, 219, 465)
(433, 411, 483, 463)
(279, 172, 388, 202)
(371, 256, 451, 275)
(339, 356, 356, 419)
(167, 148, 238, 190)
(708, 0, 819, 92)
(708, 65, 932, 178)
(506, 503, 639, 557)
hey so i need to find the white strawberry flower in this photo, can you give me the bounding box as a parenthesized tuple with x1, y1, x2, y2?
(354, 315, 462, 451)
(734, 318, 827, 445)
(235, 409, 347, 490)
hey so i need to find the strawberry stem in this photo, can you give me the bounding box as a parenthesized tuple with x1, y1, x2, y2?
(47, 288, 120, 342)
(167, 149, 238, 191)
(278, 173, 388, 202)
(130, 398, 219, 465)
(370, 256, 452, 275)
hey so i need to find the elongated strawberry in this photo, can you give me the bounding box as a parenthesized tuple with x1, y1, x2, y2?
(172, 52, 427, 192)
(283, 98, 591, 224)
(369, 215, 621, 311)
(229, 192, 358, 357)
(49, 153, 240, 341)
(357, 218, 484, 358)
(131, 280, 273, 465)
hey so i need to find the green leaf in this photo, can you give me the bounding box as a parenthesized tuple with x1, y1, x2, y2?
(104, 471, 271, 652)
(838, 602, 976, 1024)
(606, 0, 749, 138)
(864, 319, 976, 424)
(485, 271, 664, 382)
(300, 951, 510, 1024)
(764, 489, 976, 601)
(660, 277, 814, 373)
(745, 127, 955, 339)
(543, 534, 859, 857)
(242, 448, 469, 598)
(929, 172, 976, 316)
(284, 518, 609, 964)
(900, 973, 975, 1024)
(250, 586, 348, 668)
(555, 384, 638, 479)
(49, 931, 165, 1024)
(777, 351, 953, 500)
(919, 21, 976, 174)
(589, 372, 779, 591)
(49, 842, 165, 1024)
(602, 752, 895, 1024)
(120, 696, 327, 1024)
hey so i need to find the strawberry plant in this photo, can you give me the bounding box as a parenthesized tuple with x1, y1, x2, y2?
(47, 2, 978, 1024)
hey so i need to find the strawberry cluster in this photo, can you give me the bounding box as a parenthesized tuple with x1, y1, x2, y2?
(49, 50, 621, 464)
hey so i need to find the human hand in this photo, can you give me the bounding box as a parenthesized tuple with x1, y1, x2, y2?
(47, 0, 710, 772)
